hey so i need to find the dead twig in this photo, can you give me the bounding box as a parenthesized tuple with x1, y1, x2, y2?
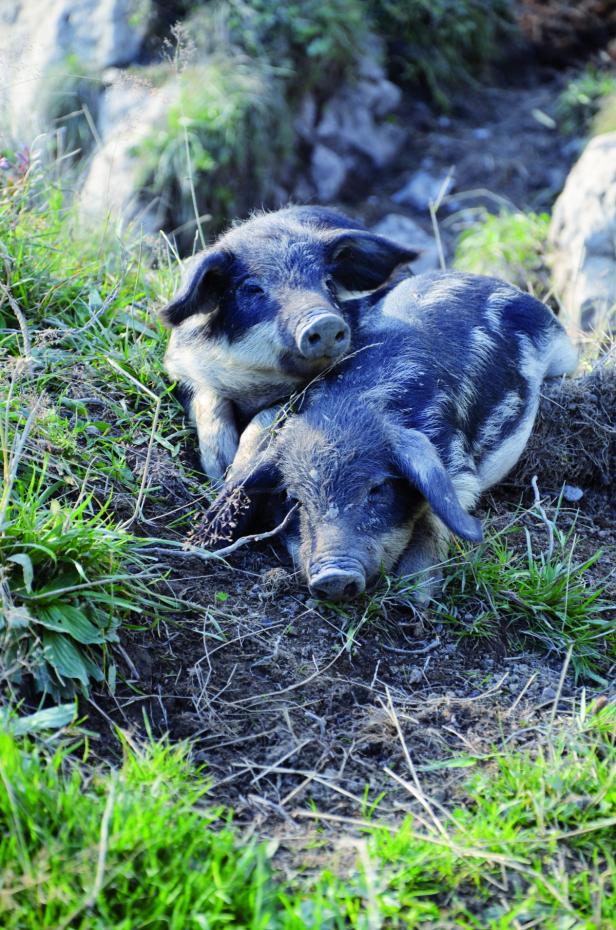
(139, 505, 298, 563)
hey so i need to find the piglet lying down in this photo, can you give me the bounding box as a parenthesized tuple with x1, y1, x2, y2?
(208, 271, 578, 602)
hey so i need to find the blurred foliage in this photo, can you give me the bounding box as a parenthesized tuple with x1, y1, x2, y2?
(556, 67, 616, 136)
(454, 209, 550, 292)
(368, 0, 514, 107)
(193, 0, 369, 98)
(40, 54, 102, 158)
(137, 55, 291, 243)
(137, 0, 371, 241)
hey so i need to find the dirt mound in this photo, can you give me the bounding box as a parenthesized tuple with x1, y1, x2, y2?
(518, 0, 616, 62)
(513, 351, 616, 490)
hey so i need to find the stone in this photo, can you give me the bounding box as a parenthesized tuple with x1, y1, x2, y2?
(550, 132, 616, 334)
(392, 170, 455, 212)
(293, 93, 317, 142)
(310, 143, 348, 202)
(0, 0, 151, 139)
(562, 484, 584, 502)
(77, 76, 178, 234)
(372, 214, 440, 274)
(316, 90, 405, 168)
(312, 37, 405, 172)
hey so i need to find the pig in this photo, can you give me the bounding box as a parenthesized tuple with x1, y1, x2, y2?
(209, 271, 578, 602)
(159, 206, 418, 479)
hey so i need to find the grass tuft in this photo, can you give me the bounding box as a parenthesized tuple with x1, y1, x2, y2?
(439, 513, 614, 682)
(453, 209, 550, 293)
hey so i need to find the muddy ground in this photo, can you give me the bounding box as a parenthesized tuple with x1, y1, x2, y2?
(88, 63, 615, 850)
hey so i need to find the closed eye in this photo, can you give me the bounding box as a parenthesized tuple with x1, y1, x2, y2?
(368, 481, 388, 500)
(240, 280, 265, 296)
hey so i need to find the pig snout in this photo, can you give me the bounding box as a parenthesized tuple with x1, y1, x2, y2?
(296, 312, 350, 360)
(308, 559, 366, 602)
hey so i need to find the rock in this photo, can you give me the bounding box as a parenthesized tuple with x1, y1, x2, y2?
(562, 484, 584, 502)
(0, 0, 151, 139)
(316, 92, 405, 169)
(294, 93, 317, 142)
(313, 38, 405, 171)
(407, 666, 423, 685)
(310, 144, 348, 202)
(540, 685, 557, 703)
(77, 76, 178, 234)
(392, 170, 455, 212)
(372, 214, 440, 274)
(550, 133, 616, 334)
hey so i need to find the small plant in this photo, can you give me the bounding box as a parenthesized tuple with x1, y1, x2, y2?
(556, 67, 616, 136)
(453, 209, 550, 291)
(0, 464, 167, 699)
(439, 514, 613, 681)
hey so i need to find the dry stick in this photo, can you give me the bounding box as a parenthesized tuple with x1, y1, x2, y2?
(0, 279, 33, 377)
(0, 398, 43, 531)
(140, 504, 299, 564)
(429, 169, 454, 271)
(224, 636, 349, 707)
(505, 671, 539, 718)
(249, 739, 312, 785)
(531, 474, 555, 561)
(549, 645, 574, 729)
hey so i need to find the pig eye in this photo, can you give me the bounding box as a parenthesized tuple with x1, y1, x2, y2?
(241, 281, 265, 296)
(367, 481, 389, 501)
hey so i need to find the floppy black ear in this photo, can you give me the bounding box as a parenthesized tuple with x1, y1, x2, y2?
(159, 250, 234, 327)
(392, 429, 483, 543)
(328, 231, 419, 291)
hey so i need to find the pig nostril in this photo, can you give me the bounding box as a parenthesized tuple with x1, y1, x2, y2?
(308, 332, 321, 345)
(312, 586, 329, 601)
(343, 580, 359, 598)
(335, 331, 346, 342)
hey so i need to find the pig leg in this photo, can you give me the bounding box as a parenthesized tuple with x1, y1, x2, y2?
(227, 405, 284, 485)
(203, 405, 285, 544)
(190, 386, 239, 480)
(395, 510, 450, 604)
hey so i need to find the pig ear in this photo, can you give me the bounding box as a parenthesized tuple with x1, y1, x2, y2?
(328, 231, 419, 291)
(159, 250, 234, 327)
(392, 429, 483, 543)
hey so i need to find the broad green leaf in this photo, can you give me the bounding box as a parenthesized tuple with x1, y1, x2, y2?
(7, 553, 34, 592)
(12, 703, 76, 736)
(42, 632, 90, 686)
(36, 604, 106, 644)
